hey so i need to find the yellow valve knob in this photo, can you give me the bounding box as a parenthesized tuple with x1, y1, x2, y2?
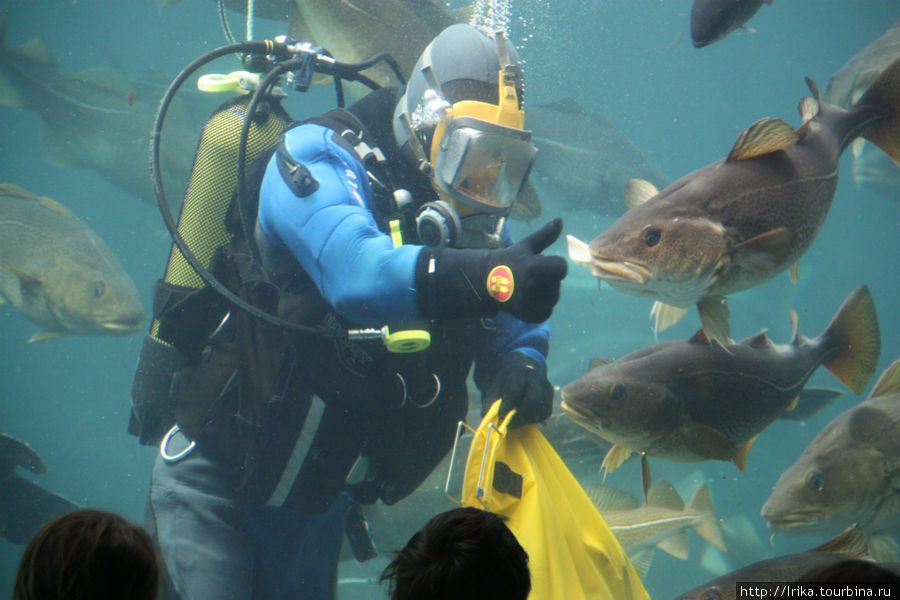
(384, 328, 431, 353)
(197, 71, 259, 94)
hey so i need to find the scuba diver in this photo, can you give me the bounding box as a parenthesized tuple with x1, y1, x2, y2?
(131, 23, 566, 599)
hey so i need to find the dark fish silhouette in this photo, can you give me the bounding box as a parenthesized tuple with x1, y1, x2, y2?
(567, 57, 900, 346)
(528, 98, 668, 216)
(0, 433, 78, 544)
(0, 10, 200, 207)
(674, 525, 877, 600)
(690, 0, 772, 48)
(560, 286, 879, 474)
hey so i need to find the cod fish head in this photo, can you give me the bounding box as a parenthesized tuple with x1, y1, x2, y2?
(761, 441, 885, 538)
(568, 209, 730, 307)
(560, 363, 676, 452)
(44, 256, 145, 336)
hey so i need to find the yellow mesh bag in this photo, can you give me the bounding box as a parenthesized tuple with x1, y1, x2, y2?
(459, 400, 650, 600)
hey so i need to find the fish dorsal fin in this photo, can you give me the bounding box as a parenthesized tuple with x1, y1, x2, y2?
(601, 444, 634, 476)
(583, 483, 640, 511)
(16, 36, 57, 67)
(805, 76, 821, 102)
(798, 96, 820, 132)
(0, 183, 36, 200)
(688, 329, 710, 345)
(566, 235, 592, 268)
(739, 330, 771, 349)
(656, 531, 690, 559)
(590, 358, 612, 370)
(624, 178, 659, 210)
(726, 118, 800, 162)
(34, 194, 77, 219)
(647, 480, 684, 511)
(811, 524, 869, 558)
(868, 358, 900, 400)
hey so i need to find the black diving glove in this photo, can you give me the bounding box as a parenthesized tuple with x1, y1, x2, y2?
(415, 218, 567, 324)
(485, 352, 553, 430)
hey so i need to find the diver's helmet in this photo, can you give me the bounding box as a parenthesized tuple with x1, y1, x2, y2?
(393, 24, 536, 248)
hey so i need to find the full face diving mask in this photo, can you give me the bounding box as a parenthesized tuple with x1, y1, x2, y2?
(428, 71, 537, 216)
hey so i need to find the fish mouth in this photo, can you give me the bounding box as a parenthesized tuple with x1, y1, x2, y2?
(99, 316, 145, 334)
(560, 395, 609, 434)
(588, 258, 651, 283)
(763, 512, 825, 531)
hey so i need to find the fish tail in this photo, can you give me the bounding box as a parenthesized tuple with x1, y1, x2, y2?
(687, 483, 726, 553)
(855, 56, 900, 165)
(820, 285, 880, 394)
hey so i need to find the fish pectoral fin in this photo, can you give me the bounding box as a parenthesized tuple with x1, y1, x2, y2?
(789, 261, 799, 284)
(1, 266, 43, 297)
(699, 544, 730, 576)
(656, 530, 690, 560)
(624, 178, 659, 210)
(566, 235, 593, 267)
(683, 423, 738, 464)
(27, 331, 65, 343)
(651, 301, 689, 336)
(727, 118, 800, 162)
(868, 358, 900, 400)
(777, 388, 843, 421)
(733, 227, 793, 272)
(601, 444, 634, 476)
(509, 179, 541, 221)
(697, 296, 732, 347)
(629, 548, 654, 578)
(867, 534, 900, 563)
(733, 434, 759, 472)
(812, 524, 869, 558)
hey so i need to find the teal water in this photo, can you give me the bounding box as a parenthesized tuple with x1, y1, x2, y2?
(1, 1, 899, 598)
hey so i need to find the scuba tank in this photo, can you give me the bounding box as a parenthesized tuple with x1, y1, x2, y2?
(130, 37, 436, 503)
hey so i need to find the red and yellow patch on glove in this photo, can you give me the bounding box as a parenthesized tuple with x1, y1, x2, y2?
(486, 265, 514, 302)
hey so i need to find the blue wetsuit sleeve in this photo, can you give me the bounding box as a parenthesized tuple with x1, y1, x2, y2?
(473, 310, 550, 394)
(257, 124, 422, 326)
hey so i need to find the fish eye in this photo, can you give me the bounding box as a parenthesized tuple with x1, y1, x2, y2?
(641, 226, 661, 247)
(703, 588, 722, 600)
(806, 471, 825, 492)
(610, 384, 626, 401)
(93, 281, 107, 298)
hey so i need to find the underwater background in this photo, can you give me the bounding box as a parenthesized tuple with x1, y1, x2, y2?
(1, 0, 899, 597)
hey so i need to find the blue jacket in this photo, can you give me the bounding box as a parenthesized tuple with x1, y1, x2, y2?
(256, 122, 549, 378)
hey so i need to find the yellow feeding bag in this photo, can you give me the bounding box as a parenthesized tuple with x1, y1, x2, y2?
(457, 401, 649, 600)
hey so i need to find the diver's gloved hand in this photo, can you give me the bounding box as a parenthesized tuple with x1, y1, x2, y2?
(415, 217, 567, 324)
(485, 351, 553, 429)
